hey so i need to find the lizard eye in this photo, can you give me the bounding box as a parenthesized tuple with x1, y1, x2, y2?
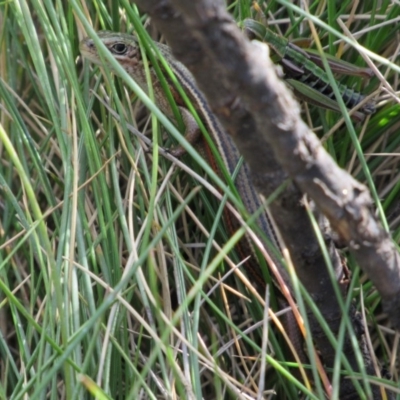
(111, 43, 128, 54)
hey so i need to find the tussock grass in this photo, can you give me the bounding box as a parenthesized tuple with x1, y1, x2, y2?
(0, 0, 399, 398)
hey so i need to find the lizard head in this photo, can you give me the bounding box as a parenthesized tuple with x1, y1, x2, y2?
(79, 31, 142, 73)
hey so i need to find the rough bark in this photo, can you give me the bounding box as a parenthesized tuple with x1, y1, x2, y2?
(131, 0, 399, 397)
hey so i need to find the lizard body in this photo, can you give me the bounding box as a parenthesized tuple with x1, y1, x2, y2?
(79, 31, 288, 291)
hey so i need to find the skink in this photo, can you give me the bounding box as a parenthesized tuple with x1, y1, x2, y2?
(79, 31, 289, 297)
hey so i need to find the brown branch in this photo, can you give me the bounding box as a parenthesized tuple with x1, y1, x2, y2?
(134, 0, 400, 329)
(131, 0, 398, 397)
